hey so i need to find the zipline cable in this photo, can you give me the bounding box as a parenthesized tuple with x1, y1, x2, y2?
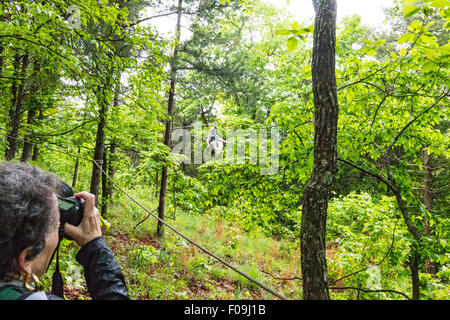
(0, 132, 288, 300)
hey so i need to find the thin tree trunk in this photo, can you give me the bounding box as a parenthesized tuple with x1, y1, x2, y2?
(155, 170, 159, 197)
(21, 61, 41, 162)
(31, 110, 43, 161)
(100, 87, 119, 216)
(101, 143, 117, 216)
(384, 154, 422, 299)
(72, 148, 80, 188)
(423, 147, 438, 274)
(90, 88, 109, 206)
(300, 0, 338, 300)
(410, 251, 420, 300)
(5, 53, 29, 160)
(157, 0, 183, 238)
(101, 146, 109, 216)
(0, 14, 6, 79)
(107, 142, 116, 198)
(21, 109, 36, 162)
(0, 42, 4, 80)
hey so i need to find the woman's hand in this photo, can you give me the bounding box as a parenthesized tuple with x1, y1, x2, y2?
(64, 191, 102, 247)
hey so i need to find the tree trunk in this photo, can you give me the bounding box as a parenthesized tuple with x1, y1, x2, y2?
(101, 147, 109, 216)
(21, 109, 36, 162)
(0, 42, 4, 80)
(5, 53, 29, 160)
(385, 156, 422, 299)
(107, 142, 116, 198)
(410, 251, 420, 300)
(100, 141, 117, 217)
(72, 148, 80, 188)
(300, 0, 338, 300)
(21, 61, 41, 162)
(90, 89, 109, 206)
(0, 14, 5, 83)
(423, 147, 438, 274)
(155, 170, 159, 197)
(100, 87, 119, 216)
(31, 110, 44, 161)
(157, 0, 183, 238)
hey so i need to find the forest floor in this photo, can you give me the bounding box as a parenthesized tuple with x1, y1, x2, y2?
(57, 201, 304, 300)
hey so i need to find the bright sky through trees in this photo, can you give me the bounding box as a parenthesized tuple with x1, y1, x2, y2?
(266, 0, 395, 26)
(151, 0, 396, 39)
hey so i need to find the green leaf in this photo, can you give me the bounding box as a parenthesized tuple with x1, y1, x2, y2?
(403, 5, 421, 18)
(302, 65, 312, 79)
(360, 47, 370, 55)
(367, 48, 377, 56)
(100, 216, 111, 229)
(301, 64, 311, 73)
(430, 0, 450, 8)
(400, 47, 407, 57)
(398, 33, 415, 44)
(390, 51, 399, 59)
(408, 20, 422, 32)
(422, 61, 439, 73)
(303, 25, 314, 34)
(275, 29, 291, 35)
(373, 39, 386, 46)
(421, 33, 438, 45)
(287, 36, 299, 52)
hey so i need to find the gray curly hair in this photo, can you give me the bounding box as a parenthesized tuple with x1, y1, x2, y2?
(0, 162, 60, 281)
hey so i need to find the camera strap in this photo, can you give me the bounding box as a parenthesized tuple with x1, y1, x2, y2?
(47, 227, 65, 298)
(51, 240, 64, 298)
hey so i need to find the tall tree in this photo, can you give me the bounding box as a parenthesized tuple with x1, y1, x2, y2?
(300, 0, 338, 300)
(157, 0, 184, 238)
(5, 52, 29, 160)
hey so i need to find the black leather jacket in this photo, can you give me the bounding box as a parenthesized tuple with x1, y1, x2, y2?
(72, 236, 129, 300)
(0, 237, 129, 300)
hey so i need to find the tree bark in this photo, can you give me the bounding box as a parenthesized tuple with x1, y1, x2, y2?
(383, 154, 422, 299)
(157, 0, 183, 238)
(31, 110, 44, 161)
(423, 147, 438, 274)
(72, 148, 80, 188)
(0, 14, 5, 82)
(300, 0, 338, 300)
(410, 251, 420, 300)
(101, 146, 109, 216)
(107, 142, 116, 198)
(21, 61, 41, 162)
(5, 53, 29, 160)
(21, 108, 36, 162)
(90, 88, 109, 206)
(100, 87, 119, 216)
(0, 42, 4, 80)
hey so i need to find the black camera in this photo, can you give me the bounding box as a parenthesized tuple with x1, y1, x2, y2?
(57, 181, 84, 240)
(57, 196, 84, 240)
(58, 196, 84, 226)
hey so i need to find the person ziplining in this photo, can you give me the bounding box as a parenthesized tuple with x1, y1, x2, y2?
(206, 125, 226, 155)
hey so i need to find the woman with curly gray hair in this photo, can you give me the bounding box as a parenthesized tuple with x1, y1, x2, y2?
(0, 162, 129, 300)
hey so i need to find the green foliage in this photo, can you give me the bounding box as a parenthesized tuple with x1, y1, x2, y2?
(129, 245, 160, 268)
(0, 0, 449, 300)
(327, 193, 411, 299)
(275, 21, 314, 52)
